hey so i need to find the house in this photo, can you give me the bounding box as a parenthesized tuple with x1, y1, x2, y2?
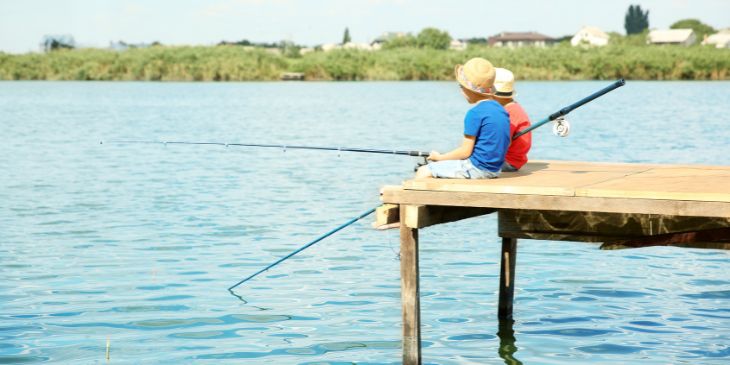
(318, 42, 373, 52)
(343, 42, 374, 51)
(702, 29, 730, 48)
(299, 47, 315, 55)
(371, 32, 409, 47)
(488, 32, 555, 48)
(320, 43, 340, 52)
(647, 29, 697, 46)
(450, 39, 467, 51)
(109, 41, 152, 51)
(570, 26, 610, 47)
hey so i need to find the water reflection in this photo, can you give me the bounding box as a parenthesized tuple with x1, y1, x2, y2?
(498, 320, 523, 365)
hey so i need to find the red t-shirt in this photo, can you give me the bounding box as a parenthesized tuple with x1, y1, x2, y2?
(504, 102, 532, 169)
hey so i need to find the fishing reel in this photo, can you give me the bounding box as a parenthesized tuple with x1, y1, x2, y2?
(414, 157, 428, 172)
(552, 116, 570, 137)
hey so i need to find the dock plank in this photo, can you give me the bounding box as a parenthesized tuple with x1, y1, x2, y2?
(404, 170, 632, 196)
(577, 167, 730, 202)
(383, 160, 730, 218)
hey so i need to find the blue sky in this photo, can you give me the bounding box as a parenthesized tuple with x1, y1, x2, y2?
(1, 0, 729, 53)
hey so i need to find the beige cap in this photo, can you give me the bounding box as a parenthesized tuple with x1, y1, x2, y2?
(493, 68, 516, 98)
(455, 58, 496, 95)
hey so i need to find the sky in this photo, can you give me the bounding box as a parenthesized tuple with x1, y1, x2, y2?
(1, 0, 729, 53)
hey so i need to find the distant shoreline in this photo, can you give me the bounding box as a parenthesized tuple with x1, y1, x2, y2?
(1, 45, 728, 81)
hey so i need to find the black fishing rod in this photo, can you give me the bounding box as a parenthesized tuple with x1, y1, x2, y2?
(105, 79, 625, 160)
(512, 79, 625, 140)
(102, 140, 429, 158)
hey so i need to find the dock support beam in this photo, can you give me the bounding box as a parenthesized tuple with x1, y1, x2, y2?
(400, 205, 422, 365)
(498, 237, 518, 321)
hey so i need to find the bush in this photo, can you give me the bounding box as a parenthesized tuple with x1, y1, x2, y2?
(1, 44, 728, 81)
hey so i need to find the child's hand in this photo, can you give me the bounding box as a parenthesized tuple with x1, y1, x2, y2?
(428, 151, 442, 161)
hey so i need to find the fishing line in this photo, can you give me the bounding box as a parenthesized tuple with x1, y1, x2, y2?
(227, 207, 377, 293)
(102, 140, 429, 158)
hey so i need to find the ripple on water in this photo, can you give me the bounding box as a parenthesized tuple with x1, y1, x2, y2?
(580, 289, 654, 298)
(523, 328, 618, 337)
(446, 333, 496, 341)
(0, 355, 50, 364)
(576, 343, 647, 354)
(106, 304, 190, 313)
(192, 340, 398, 360)
(682, 290, 730, 299)
(313, 300, 374, 307)
(57, 313, 306, 331)
(688, 346, 730, 358)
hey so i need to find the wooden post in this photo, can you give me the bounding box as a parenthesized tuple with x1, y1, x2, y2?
(498, 237, 518, 321)
(400, 205, 422, 365)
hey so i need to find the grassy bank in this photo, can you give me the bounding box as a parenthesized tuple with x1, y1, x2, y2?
(1, 44, 728, 81)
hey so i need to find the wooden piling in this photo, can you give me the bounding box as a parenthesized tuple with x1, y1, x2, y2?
(400, 205, 422, 365)
(379, 160, 730, 362)
(498, 237, 518, 320)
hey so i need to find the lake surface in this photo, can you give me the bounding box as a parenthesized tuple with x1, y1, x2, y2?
(1, 81, 729, 364)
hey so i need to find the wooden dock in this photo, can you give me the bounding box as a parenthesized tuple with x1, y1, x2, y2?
(378, 160, 730, 365)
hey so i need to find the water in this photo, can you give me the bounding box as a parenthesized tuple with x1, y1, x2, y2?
(1, 81, 729, 364)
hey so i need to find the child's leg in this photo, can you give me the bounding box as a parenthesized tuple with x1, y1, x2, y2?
(423, 159, 499, 179)
(501, 161, 518, 172)
(423, 160, 470, 179)
(415, 165, 433, 179)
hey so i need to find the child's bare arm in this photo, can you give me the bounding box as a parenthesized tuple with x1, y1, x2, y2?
(428, 135, 476, 161)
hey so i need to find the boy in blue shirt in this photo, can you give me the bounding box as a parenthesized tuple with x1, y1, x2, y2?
(416, 57, 511, 179)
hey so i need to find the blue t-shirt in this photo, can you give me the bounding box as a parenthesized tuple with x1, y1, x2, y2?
(463, 100, 511, 172)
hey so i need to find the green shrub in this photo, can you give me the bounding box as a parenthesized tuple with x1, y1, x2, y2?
(1, 44, 727, 81)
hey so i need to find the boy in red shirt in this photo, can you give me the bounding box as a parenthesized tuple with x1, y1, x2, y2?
(493, 68, 531, 172)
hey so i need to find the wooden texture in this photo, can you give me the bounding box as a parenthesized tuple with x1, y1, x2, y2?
(391, 161, 730, 213)
(577, 167, 730, 202)
(375, 204, 399, 228)
(498, 210, 730, 243)
(601, 227, 730, 250)
(400, 205, 421, 365)
(381, 187, 730, 218)
(404, 205, 495, 229)
(498, 237, 517, 321)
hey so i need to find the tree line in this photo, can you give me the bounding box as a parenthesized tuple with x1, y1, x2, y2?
(2, 43, 727, 81)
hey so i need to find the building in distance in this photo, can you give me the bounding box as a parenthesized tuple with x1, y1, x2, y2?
(702, 29, 730, 48)
(570, 26, 610, 47)
(488, 32, 556, 48)
(647, 29, 697, 46)
(450, 39, 467, 51)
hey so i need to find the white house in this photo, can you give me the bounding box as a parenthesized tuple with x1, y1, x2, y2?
(371, 32, 409, 47)
(570, 26, 610, 47)
(647, 29, 697, 46)
(343, 42, 374, 51)
(320, 43, 340, 52)
(450, 39, 467, 51)
(702, 29, 730, 48)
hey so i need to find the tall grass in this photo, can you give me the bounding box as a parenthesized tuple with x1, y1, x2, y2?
(1, 44, 728, 81)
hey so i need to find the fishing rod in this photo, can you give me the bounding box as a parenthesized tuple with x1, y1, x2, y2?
(228, 207, 377, 292)
(102, 140, 429, 158)
(512, 79, 625, 139)
(105, 79, 625, 161)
